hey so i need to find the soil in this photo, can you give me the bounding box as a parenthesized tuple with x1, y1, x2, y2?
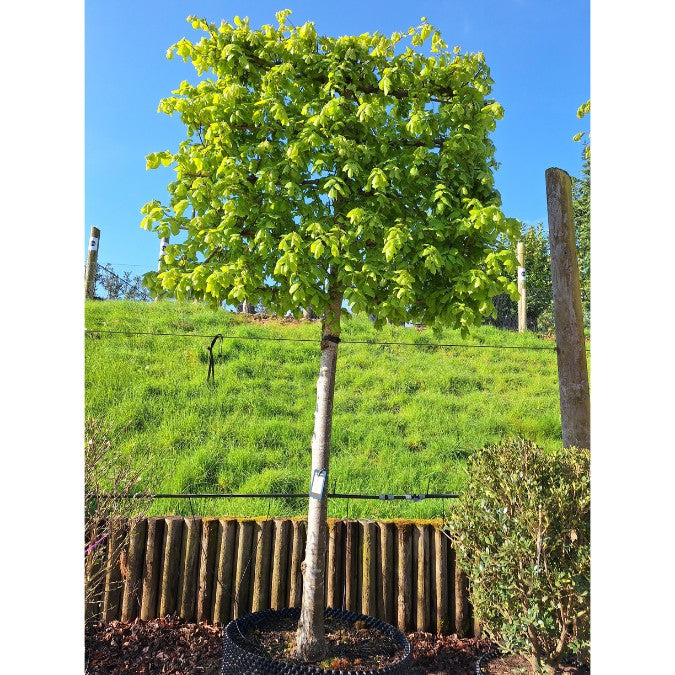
(246, 613, 404, 669)
(84, 616, 589, 674)
(480, 653, 590, 674)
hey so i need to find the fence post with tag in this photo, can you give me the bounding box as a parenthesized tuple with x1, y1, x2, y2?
(84, 226, 100, 300)
(155, 236, 169, 301)
(517, 240, 526, 332)
(157, 237, 169, 272)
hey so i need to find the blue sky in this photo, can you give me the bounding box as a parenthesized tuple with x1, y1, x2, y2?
(85, 0, 589, 275)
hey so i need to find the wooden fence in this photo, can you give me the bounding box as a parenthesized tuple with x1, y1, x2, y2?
(86, 517, 477, 636)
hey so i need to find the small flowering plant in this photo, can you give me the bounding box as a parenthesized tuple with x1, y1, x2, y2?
(445, 439, 590, 674)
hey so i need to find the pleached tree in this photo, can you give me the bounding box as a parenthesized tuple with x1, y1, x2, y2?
(141, 10, 519, 660)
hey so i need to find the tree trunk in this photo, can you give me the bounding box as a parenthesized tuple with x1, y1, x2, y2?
(295, 284, 343, 661)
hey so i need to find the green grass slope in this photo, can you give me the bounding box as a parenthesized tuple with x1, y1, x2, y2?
(85, 300, 563, 519)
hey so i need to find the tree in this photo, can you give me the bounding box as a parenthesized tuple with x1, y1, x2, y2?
(572, 154, 590, 325)
(572, 100, 590, 326)
(141, 10, 519, 660)
(96, 263, 151, 301)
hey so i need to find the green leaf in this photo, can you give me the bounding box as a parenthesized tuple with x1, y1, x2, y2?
(310, 240, 325, 258)
(173, 200, 189, 217)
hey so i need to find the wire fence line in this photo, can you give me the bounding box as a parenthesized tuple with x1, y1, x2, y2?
(84, 327, 568, 352)
(86, 491, 460, 501)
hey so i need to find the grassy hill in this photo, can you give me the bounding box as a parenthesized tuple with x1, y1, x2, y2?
(85, 299, 565, 519)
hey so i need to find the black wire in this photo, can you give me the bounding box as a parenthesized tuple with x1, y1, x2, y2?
(206, 334, 223, 383)
(84, 327, 563, 351)
(85, 492, 460, 500)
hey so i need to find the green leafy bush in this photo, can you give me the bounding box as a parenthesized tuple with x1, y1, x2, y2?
(446, 439, 589, 674)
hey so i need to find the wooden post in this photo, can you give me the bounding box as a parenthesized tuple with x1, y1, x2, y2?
(158, 237, 169, 272)
(517, 240, 527, 332)
(212, 519, 237, 624)
(140, 518, 165, 620)
(546, 167, 591, 449)
(326, 520, 344, 610)
(397, 523, 412, 632)
(233, 520, 254, 618)
(178, 518, 202, 621)
(271, 519, 292, 610)
(196, 519, 220, 623)
(154, 236, 169, 302)
(434, 528, 449, 634)
(288, 520, 306, 608)
(360, 520, 377, 616)
(158, 518, 184, 617)
(251, 520, 273, 612)
(415, 524, 430, 632)
(378, 522, 395, 624)
(102, 521, 126, 621)
(344, 520, 360, 612)
(121, 519, 147, 622)
(84, 226, 100, 300)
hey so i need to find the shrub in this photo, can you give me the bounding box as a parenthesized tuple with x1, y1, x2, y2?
(84, 418, 156, 622)
(445, 439, 589, 674)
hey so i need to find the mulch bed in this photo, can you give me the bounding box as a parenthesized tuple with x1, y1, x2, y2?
(84, 616, 588, 674)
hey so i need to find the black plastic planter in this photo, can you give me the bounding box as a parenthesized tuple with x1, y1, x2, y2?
(221, 607, 412, 674)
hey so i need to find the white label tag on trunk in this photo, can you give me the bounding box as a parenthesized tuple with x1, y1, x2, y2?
(89, 236, 99, 252)
(518, 266, 526, 281)
(309, 469, 327, 500)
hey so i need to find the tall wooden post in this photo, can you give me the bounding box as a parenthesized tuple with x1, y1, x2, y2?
(154, 237, 169, 302)
(517, 240, 526, 332)
(158, 237, 169, 272)
(546, 167, 591, 449)
(84, 226, 100, 299)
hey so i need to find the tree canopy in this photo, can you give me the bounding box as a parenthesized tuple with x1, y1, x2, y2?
(142, 10, 519, 333)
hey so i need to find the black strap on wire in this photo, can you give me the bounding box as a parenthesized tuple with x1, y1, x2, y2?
(206, 334, 223, 383)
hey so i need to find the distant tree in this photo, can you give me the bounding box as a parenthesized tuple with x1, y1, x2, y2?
(141, 11, 518, 659)
(96, 264, 124, 299)
(520, 224, 552, 325)
(572, 100, 590, 326)
(572, 153, 590, 325)
(96, 264, 151, 301)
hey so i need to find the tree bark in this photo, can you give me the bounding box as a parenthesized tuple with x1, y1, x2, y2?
(295, 283, 343, 661)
